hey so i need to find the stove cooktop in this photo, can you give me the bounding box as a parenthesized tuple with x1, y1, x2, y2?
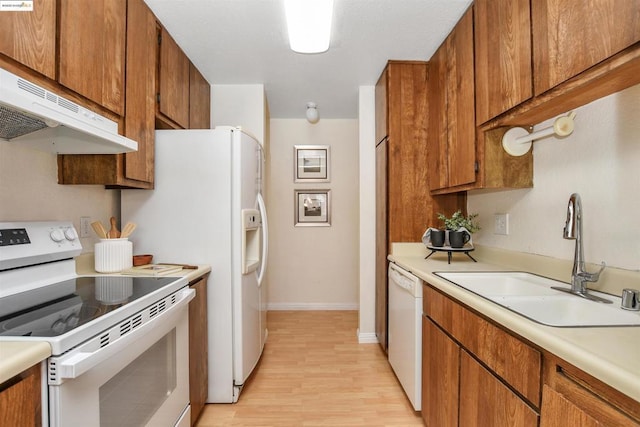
(0, 275, 187, 354)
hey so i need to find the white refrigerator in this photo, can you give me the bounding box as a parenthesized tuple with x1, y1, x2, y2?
(121, 126, 268, 403)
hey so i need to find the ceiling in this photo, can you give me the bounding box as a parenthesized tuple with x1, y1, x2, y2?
(144, 0, 473, 120)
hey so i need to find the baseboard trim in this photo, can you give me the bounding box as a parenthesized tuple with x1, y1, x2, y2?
(267, 302, 359, 311)
(357, 331, 378, 344)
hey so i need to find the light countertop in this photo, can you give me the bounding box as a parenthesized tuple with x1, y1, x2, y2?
(0, 254, 211, 385)
(0, 342, 50, 384)
(388, 243, 640, 404)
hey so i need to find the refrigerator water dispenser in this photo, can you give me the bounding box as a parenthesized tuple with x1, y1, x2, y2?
(242, 209, 261, 274)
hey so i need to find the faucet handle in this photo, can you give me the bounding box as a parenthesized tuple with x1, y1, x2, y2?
(577, 261, 606, 283)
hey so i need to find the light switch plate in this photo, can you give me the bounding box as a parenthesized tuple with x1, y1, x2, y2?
(494, 213, 509, 235)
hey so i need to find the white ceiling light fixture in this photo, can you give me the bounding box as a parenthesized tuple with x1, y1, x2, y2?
(284, 0, 334, 54)
(306, 102, 319, 123)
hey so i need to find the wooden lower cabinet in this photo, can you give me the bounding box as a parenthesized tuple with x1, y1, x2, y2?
(542, 355, 640, 427)
(459, 350, 538, 427)
(422, 316, 459, 427)
(422, 282, 640, 426)
(189, 275, 209, 425)
(0, 364, 41, 427)
(421, 315, 538, 427)
(422, 284, 540, 426)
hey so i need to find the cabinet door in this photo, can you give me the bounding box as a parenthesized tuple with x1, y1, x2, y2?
(158, 27, 190, 129)
(189, 277, 209, 425)
(445, 7, 476, 189)
(0, 0, 55, 79)
(0, 364, 41, 426)
(189, 63, 211, 129)
(59, 0, 126, 115)
(427, 8, 476, 191)
(422, 317, 459, 427)
(532, 0, 640, 95)
(375, 139, 388, 352)
(57, 0, 155, 188)
(427, 42, 449, 191)
(124, 0, 157, 184)
(474, 0, 532, 123)
(374, 68, 388, 145)
(460, 350, 539, 427)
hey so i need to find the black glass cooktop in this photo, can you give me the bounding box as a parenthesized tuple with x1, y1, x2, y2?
(0, 276, 177, 338)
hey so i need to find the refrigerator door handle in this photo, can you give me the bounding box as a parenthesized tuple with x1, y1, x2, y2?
(256, 192, 269, 286)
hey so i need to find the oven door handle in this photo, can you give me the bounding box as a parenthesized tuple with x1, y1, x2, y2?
(57, 287, 195, 380)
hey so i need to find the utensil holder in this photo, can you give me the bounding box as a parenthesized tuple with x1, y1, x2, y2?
(95, 238, 133, 273)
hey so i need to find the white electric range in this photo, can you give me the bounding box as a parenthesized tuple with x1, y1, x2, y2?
(0, 221, 194, 427)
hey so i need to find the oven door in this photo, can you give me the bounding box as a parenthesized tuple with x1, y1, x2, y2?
(47, 287, 195, 427)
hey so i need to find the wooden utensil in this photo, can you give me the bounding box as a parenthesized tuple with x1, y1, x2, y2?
(91, 221, 108, 239)
(120, 222, 137, 239)
(107, 216, 121, 238)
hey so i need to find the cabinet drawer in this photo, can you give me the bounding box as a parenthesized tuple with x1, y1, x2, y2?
(425, 285, 541, 407)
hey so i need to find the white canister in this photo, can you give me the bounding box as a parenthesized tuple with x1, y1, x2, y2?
(94, 238, 133, 273)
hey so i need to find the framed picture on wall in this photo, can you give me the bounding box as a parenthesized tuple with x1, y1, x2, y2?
(294, 145, 330, 182)
(294, 189, 331, 227)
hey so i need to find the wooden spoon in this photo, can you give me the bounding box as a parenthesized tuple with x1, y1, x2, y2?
(91, 221, 108, 239)
(120, 222, 137, 239)
(107, 216, 121, 238)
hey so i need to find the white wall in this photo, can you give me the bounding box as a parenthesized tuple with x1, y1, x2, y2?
(469, 84, 640, 272)
(211, 84, 267, 146)
(266, 119, 359, 309)
(358, 86, 377, 342)
(0, 143, 119, 252)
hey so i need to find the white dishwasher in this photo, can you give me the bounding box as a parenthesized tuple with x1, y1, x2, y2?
(388, 261, 423, 411)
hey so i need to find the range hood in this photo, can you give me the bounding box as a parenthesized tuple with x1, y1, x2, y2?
(0, 68, 137, 154)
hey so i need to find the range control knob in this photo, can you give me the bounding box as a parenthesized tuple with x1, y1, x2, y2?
(50, 229, 65, 242)
(64, 227, 78, 241)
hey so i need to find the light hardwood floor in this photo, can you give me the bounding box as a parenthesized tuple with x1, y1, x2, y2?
(196, 310, 423, 426)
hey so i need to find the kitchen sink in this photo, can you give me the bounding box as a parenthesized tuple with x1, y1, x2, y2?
(434, 271, 640, 327)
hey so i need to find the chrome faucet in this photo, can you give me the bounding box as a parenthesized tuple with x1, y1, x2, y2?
(552, 193, 610, 303)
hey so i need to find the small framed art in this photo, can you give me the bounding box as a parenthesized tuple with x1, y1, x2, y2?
(294, 190, 331, 227)
(294, 145, 330, 182)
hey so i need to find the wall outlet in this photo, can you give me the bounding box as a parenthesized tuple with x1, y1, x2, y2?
(494, 213, 509, 235)
(80, 216, 91, 238)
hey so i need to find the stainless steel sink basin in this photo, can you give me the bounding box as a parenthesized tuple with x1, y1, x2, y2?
(434, 271, 640, 327)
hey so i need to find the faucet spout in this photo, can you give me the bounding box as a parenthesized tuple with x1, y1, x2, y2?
(553, 193, 611, 303)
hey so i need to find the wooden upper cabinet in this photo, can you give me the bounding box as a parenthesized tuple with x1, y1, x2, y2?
(123, 0, 157, 184)
(158, 27, 190, 129)
(58, 0, 156, 189)
(532, 0, 640, 96)
(474, 0, 533, 124)
(189, 63, 211, 129)
(427, 42, 448, 191)
(374, 69, 388, 145)
(59, 0, 126, 116)
(0, 0, 55, 79)
(445, 7, 476, 189)
(427, 7, 476, 191)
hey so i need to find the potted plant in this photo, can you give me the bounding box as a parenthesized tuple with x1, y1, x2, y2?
(437, 210, 480, 248)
